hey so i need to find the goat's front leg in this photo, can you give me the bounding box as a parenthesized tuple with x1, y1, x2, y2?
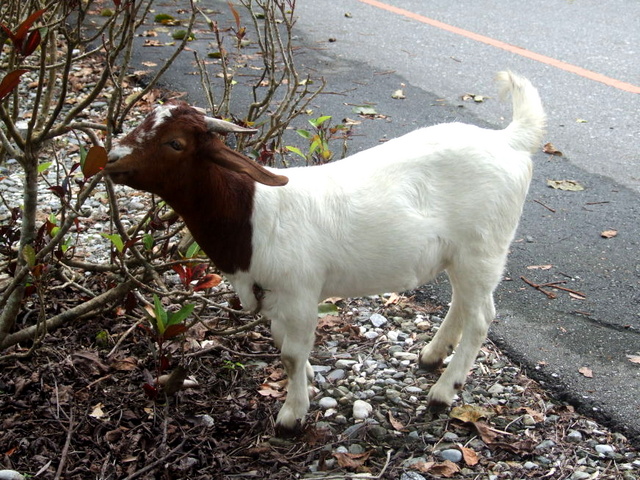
(271, 306, 318, 434)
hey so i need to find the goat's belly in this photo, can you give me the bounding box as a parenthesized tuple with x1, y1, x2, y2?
(320, 259, 444, 300)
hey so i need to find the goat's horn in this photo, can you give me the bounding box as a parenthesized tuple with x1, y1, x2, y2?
(204, 116, 258, 134)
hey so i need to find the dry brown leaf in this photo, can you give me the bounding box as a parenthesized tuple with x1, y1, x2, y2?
(384, 292, 402, 306)
(429, 460, 461, 478)
(111, 357, 138, 371)
(601, 229, 618, 238)
(333, 451, 371, 471)
(388, 411, 406, 431)
(543, 142, 563, 156)
(470, 421, 501, 444)
(459, 446, 479, 466)
(579, 366, 593, 378)
(450, 404, 492, 423)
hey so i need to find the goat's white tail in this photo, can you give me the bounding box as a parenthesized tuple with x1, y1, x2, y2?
(496, 71, 546, 153)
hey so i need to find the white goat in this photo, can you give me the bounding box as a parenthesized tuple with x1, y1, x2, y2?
(105, 71, 545, 433)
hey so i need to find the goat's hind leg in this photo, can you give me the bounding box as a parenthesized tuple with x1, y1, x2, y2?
(424, 265, 499, 410)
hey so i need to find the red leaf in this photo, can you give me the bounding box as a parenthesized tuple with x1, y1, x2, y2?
(171, 264, 190, 286)
(83, 145, 108, 178)
(164, 323, 188, 340)
(15, 9, 46, 42)
(0, 70, 29, 101)
(113, 0, 121, 6)
(21, 29, 41, 57)
(142, 382, 158, 399)
(194, 274, 223, 291)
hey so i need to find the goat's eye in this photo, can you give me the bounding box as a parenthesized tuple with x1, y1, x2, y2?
(167, 140, 183, 151)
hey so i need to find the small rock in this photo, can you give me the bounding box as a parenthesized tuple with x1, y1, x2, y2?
(535, 440, 556, 450)
(595, 444, 615, 457)
(566, 430, 583, 443)
(487, 383, 504, 395)
(0, 471, 26, 480)
(392, 351, 418, 361)
(369, 313, 387, 327)
(401, 472, 426, 480)
(442, 431, 459, 442)
(327, 369, 346, 382)
(352, 399, 373, 420)
(523, 461, 538, 470)
(569, 471, 591, 480)
(318, 397, 338, 409)
(522, 414, 537, 426)
(439, 448, 462, 463)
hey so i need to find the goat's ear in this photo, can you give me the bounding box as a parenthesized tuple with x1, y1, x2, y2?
(204, 116, 258, 134)
(212, 141, 289, 187)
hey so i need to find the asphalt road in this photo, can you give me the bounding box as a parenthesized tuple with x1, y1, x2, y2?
(130, 0, 640, 443)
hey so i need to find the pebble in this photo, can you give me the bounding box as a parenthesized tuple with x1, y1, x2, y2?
(318, 397, 338, 409)
(439, 448, 462, 463)
(566, 430, 583, 443)
(401, 473, 426, 480)
(535, 440, 556, 450)
(595, 444, 615, 457)
(352, 400, 373, 420)
(569, 471, 591, 480)
(327, 369, 346, 382)
(369, 313, 387, 327)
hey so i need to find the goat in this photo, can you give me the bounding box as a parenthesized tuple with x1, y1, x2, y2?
(105, 71, 545, 434)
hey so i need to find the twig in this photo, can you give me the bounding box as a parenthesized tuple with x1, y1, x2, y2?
(122, 439, 187, 480)
(304, 449, 393, 480)
(521, 276, 556, 299)
(53, 407, 75, 480)
(521, 276, 586, 299)
(534, 199, 556, 213)
(107, 319, 142, 358)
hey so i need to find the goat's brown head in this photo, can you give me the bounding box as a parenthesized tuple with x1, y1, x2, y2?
(105, 101, 288, 197)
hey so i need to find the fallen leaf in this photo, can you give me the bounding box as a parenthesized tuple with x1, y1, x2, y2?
(461, 93, 485, 102)
(490, 439, 535, 455)
(428, 460, 460, 478)
(450, 404, 492, 423)
(352, 105, 378, 116)
(388, 411, 406, 431)
(89, 403, 106, 419)
(111, 357, 138, 371)
(384, 292, 402, 306)
(576, 118, 588, 123)
(543, 142, 563, 156)
(459, 446, 479, 466)
(601, 230, 618, 238)
(333, 451, 371, 470)
(527, 264, 553, 270)
(470, 421, 501, 444)
(391, 89, 405, 99)
(579, 366, 593, 378)
(569, 292, 586, 300)
(626, 355, 640, 364)
(547, 179, 585, 191)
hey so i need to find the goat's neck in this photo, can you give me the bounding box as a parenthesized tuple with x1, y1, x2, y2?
(164, 166, 255, 274)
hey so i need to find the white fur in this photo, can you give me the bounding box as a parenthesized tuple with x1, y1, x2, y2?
(228, 71, 545, 431)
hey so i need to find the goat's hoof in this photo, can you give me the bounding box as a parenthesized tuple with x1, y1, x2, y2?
(274, 419, 304, 438)
(418, 358, 443, 372)
(426, 398, 450, 414)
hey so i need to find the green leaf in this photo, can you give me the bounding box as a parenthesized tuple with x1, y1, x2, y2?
(296, 129, 312, 139)
(285, 145, 306, 159)
(185, 241, 201, 259)
(22, 244, 36, 267)
(318, 302, 339, 317)
(143, 234, 154, 251)
(153, 294, 168, 332)
(100, 233, 124, 253)
(309, 115, 331, 128)
(167, 303, 195, 327)
(37, 162, 52, 173)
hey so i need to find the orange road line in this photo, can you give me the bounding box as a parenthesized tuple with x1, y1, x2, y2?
(357, 0, 640, 94)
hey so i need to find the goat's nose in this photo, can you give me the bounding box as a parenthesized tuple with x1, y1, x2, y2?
(107, 145, 133, 163)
